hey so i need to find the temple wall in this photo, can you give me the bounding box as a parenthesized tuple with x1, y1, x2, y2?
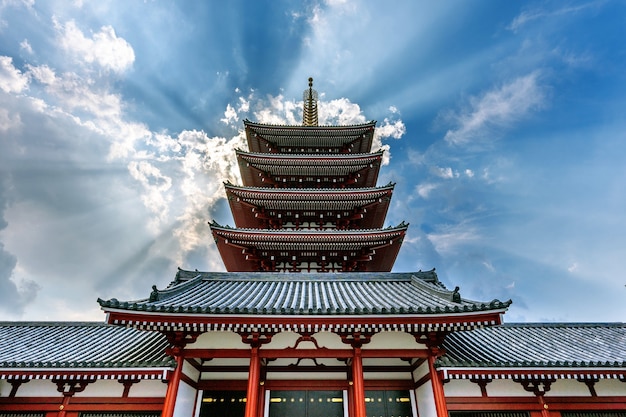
(443, 377, 626, 399)
(443, 379, 482, 397)
(75, 379, 123, 397)
(0, 381, 10, 397)
(173, 380, 198, 417)
(415, 383, 437, 417)
(413, 360, 437, 417)
(482, 379, 533, 396)
(192, 331, 244, 349)
(595, 379, 626, 396)
(3, 379, 59, 396)
(184, 358, 201, 381)
(0, 378, 168, 398)
(202, 371, 249, 380)
(128, 379, 168, 397)
(545, 379, 592, 396)
(310, 331, 346, 349)
(187, 330, 427, 351)
(268, 331, 302, 348)
(267, 371, 346, 380)
(365, 331, 423, 349)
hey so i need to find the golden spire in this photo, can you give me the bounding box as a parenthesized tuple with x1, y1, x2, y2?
(302, 77, 318, 126)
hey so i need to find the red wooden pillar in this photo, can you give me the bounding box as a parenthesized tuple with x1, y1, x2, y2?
(57, 395, 71, 417)
(352, 347, 366, 417)
(245, 346, 262, 417)
(54, 380, 91, 417)
(428, 354, 448, 417)
(162, 352, 184, 417)
(258, 380, 267, 417)
(538, 395, 550, 417)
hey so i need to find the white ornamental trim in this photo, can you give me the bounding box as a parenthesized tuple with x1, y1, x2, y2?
(441, 368, 626, 381)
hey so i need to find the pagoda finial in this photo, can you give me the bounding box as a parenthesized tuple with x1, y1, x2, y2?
(303, 77, 318, 126)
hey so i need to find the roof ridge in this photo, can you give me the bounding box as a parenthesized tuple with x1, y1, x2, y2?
(501, 322, 626, 327)
(224, 183, 395, 192)
(236, 149, 384, 158)
(0, 321, 107, 326)
(208, 222, 408, 233)
(244, 119, 377, 128)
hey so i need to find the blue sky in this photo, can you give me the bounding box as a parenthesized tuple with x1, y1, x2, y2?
(1, 0, 625, 322)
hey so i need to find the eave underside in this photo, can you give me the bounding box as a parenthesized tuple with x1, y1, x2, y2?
(226, 186, 392, 229)
(210, 227, 406, 272)
(246, 130, 374, 154)
(237, 153, 381, 188)
(244, 121, 376, 155)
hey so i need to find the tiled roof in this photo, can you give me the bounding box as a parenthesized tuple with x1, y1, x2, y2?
(98, 270, 511, 316)
(0, 322, 173, 369)
(244, 120, 376, 154)
(244, 119, 376, 132)
(438, 323, 626, 368)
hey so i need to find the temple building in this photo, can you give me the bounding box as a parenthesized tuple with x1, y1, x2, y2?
(1, 79, 625, 417)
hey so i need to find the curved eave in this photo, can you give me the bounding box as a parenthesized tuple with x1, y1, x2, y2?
(438, 366, 626, 381)
(0, 366, 173, 381)
(224, 182, 395, 196)
(243, 119, 377, 131)
(236, 149, 384, 162)
(101, 308, 508, 333)
(209, 223, 408, 237)
(236, 150, 383, 188)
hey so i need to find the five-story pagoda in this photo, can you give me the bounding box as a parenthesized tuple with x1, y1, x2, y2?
(210, 78, 407, 272)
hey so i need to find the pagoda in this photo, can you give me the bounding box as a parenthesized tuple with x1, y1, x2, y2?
(210, 78, 406, 273)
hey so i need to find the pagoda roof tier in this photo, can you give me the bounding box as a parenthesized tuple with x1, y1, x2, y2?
(437, 322, 626, 381)
(98, 270, 511, 333)
(244, 119, 376, 154)
(237, 150, 383, 188)
(0, 321, 173, 381)
(209, 222, 408, 272)
(224, 182, 394, 229)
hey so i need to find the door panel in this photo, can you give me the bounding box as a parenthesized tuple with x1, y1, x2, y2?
(269, 390, 344, 417)
(200, 390, 247, 417)
(365, 390, 413, 417)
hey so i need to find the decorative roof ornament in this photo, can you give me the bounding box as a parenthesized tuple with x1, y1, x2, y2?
(303, 77, 318, 126)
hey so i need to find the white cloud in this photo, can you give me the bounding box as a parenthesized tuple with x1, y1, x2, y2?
(482, 261, 495, 272)
(54, 19, 135, 73)
(442, 72, 546, 146)
(416, 182, 438, 199)
(20, 39, 33, 54)
(0, 107, 21, 131)
(508, 3, 601, 32)
(434, 166, 457, 179)
(427, 223, 480, 255)
(26, 64, 56, 85)
(127, 160, 173, 233)
(0, 56, 29, 93)
(220, 103, 238, 125)
(237, 96, 250, 113)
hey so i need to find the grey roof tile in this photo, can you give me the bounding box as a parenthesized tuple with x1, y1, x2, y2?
(0, 322, 173, 369)
(98, 270, 511, 316)
(438, 323, 626, 368)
